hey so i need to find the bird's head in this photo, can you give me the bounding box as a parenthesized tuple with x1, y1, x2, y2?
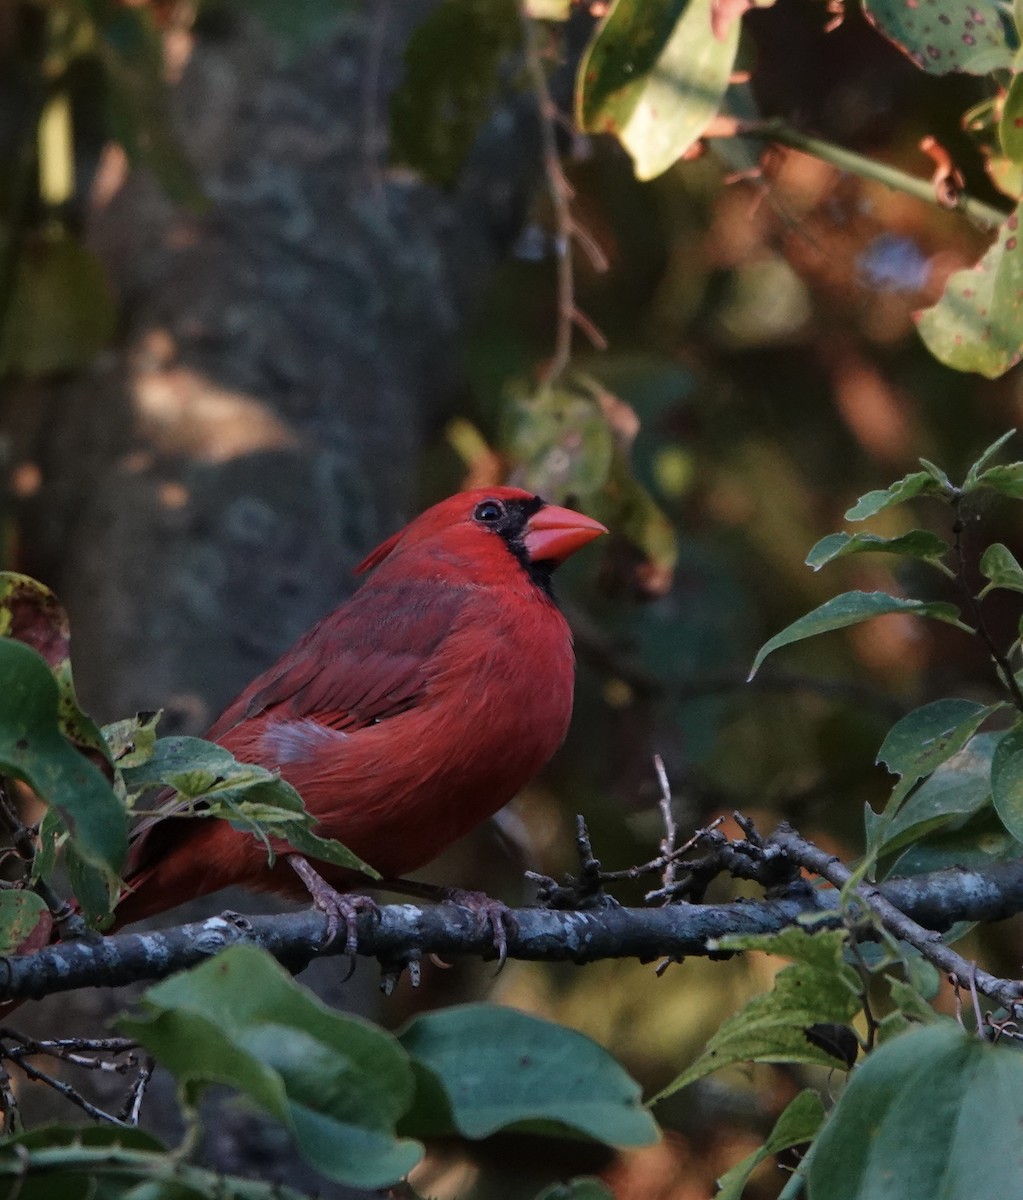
(355, 487, 607, 591)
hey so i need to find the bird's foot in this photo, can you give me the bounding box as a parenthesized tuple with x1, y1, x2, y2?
(289, 855, 377, 954)
(440, 888, 516, 969)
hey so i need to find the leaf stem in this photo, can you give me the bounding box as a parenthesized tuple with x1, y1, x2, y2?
(720, 119, 1011, 232)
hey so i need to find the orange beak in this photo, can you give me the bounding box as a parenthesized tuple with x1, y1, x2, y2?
(523, 503, 608, 564)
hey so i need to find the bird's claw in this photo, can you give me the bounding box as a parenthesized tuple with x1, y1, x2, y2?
(289, 854, 377, 955)
(441, 888, 516, 971)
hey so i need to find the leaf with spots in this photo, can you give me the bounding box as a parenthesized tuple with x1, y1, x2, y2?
(862, 0, 1018, 76)
(916, 201, 1023, 377)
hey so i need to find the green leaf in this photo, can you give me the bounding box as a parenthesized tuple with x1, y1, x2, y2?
(876, 730, 1001, 860)
(121, 946, 420, 1188)
(810, 1023, 1023, 1200)
(390, 0, 521, 186)
(0, 638, 126, 876)
(964, 430, 1016, 488)
(102, 711, 161, 771)
(749, 593, 968, 679)
(876, 699, 995, 781)
(534, 1180, 613, 1200)
(970, 461, 1023, 499)
(917, 202, 1023, 378)
(989, 726, 1023, 843)
(650, 930, 861, 1103)
(979, 543, 1023, 596)
(844, 471, 947, 520)
(122, 736, 376, 876)
(398, 1003, 658, 1147)
(0, 572, 112, 766)
(888, 804, 1023, 877)
(0, 231, 117, 376)
(0, 891, 51, 956)
(0, 1124, 312, 1199)
(805, 530, 950, 572)
(715, 1089, 825, 1200)
(576, 0, 740, 180)
(861, 0, 1018, 75)
(1000, 70, 1023, 165)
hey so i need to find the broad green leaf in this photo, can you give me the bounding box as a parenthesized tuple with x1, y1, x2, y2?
(651, 930, 861, 1102)
(749, 593, 968, 679)
(876, 731, 1000, 859)
(121, 947, 420, 1188)
(844, 471, 946, 520)
(0, 572, 111, 765)
(390, 0, 520, 186)
(0, 890, 51, 956)
(964, 430, 1016, 488)
(979, 542, 1023, 595)
(989, 726, 1023, 842)
(716, 1090, 825, 1200)
(398, 1003, 658, 1147)
(888, 804, 1023, 877)
(917, 202, 1023, 378)
(805, 530, 949, 572)
(576, 0, 740, 180)
(810, 1023, 1023, 1200)
(862, 0, 1018, 74)
(0, 232, 117, 376)
(0, 638, 126, 875)
(876, 699, 995, 781)
(123, 736, 376, 876)
(0, 1124, 311, 1200)
(971, 461, 1023, 498)
(534, 1180, 613, 1200)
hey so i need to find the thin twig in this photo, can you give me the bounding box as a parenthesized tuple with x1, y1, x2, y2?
(654, 755, 678, 891)
(4, 1049, 130, 1126)
(521, 8, 574, 382)
(720, 119, 1010, 231)
(118, 1055, 154, 1126)
(769, 823, 1023, 1013)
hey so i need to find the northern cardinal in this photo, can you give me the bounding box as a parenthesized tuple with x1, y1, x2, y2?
(112, 488, 606, 936)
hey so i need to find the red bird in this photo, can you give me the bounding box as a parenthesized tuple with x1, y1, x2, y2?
(113, 488, 606, 935)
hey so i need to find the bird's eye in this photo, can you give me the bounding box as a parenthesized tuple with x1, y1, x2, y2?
(473, 499, 505, 524)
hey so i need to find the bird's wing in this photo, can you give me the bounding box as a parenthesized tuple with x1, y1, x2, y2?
(207, 578, 469, 739)
(126, 580, 469, 851)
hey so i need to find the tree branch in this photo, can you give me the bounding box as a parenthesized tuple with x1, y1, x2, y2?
(5, 843, 1023, 1004)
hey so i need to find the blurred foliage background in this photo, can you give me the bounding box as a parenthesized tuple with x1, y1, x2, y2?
(2, 0, 1023, 1196)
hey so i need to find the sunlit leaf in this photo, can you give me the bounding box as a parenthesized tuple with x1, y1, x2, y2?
(805, 530, 949, 572)
(122, 947, 421, 1188)
(576, 0, 740, 180)
(917, 202, 1023, 378)
(750, 593, 968, 679)
(810, 1023, 1023, 1200)
(399, 1004, 658, 1146)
